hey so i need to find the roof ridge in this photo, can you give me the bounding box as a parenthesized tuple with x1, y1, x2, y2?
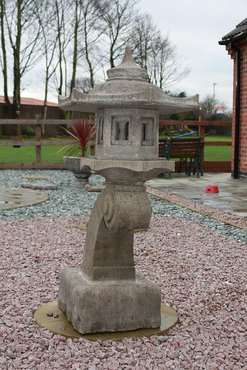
(236, 18, 247, 28)
(220, 17, 247, 44)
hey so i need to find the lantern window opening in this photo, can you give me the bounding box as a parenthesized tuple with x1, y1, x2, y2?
(98, 116, 104, 145)
(141, 117, 154, 146)
(111, 116, 131, 145)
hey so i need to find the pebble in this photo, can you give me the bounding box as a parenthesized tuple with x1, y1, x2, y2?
(157, 335, 169, 342)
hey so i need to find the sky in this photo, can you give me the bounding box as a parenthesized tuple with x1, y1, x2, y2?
(137, 0, 246, 109)
(2, 0, 246, 109)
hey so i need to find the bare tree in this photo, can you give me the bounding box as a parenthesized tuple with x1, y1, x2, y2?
(93, 0, 137, 68)
(200, 95, 219, 119)
(131, 13, 158, 71)
(33, 0, 61, 119)
(0, 0, 192, 115)
(149, 34, 190, 89)
(67, 0, 106, 94)
(78, 0, 104, 90)
(53, 0, 73, 97)
(0, 0, 11, 108)
(1, 0, 43, 118)
(131, 13, 189, 90)
(74, 77, 92, 93)
(69, 0, 81, 93)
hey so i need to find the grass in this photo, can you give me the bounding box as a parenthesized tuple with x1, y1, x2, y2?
(202, 135, 231, 161)
(204, 146, 231, 161)
(204, 135, 231, 142)
(0, 146, 67, 163)
(0, 135, 232, 163)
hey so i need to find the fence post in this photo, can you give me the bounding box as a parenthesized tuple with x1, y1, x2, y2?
(35, 114, 42, 163)
(198, 108, 205, 173)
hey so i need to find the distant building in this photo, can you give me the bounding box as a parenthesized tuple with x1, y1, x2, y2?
(219, 18, 247, 178)
(215, 105, 225, 115)
(0, 96, 58, 107)
(0, 96, 61, 119)
(0, 96, 63, 136)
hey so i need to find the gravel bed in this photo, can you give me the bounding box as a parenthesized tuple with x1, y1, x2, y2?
(0, 170, 101, 218)
(0, 170, 246, 243)
(0, 170, 247, 368)
(1, 215, 246, 369)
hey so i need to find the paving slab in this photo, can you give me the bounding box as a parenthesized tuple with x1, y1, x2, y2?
(0, 188, 48, 210)
(22, 175, 51, 180)
(146, 173, 247, 217)
(21, 183, 58, 190)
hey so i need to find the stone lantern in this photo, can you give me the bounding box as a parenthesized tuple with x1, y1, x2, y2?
(58, 48, 199, 334)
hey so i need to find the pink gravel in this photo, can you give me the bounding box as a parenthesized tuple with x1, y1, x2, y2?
(1, 215, 247, 369)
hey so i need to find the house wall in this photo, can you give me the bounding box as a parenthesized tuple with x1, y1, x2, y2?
(230, 39, 247, 177)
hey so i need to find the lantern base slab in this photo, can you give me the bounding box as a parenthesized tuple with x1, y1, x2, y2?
(58, 268, 161, 334)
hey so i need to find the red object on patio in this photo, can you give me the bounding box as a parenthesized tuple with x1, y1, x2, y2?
(205, 185, 219, 193)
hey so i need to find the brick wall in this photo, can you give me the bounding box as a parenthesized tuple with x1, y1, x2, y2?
(230, 39, 247, 176)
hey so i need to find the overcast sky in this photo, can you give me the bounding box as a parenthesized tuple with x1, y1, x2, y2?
(138, 0, 246, 109)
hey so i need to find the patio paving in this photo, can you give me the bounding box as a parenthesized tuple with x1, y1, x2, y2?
(146, 173, 247, 217)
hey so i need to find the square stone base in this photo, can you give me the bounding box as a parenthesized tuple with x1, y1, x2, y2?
(58, 268, 161, 334)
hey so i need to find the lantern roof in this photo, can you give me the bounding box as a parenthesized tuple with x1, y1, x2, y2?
(59, 47, 199, 114)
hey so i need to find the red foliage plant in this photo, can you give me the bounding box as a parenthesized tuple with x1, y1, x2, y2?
(64, 119, 96, 156)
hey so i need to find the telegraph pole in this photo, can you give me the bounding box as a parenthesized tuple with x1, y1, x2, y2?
(213, 83, 217, 99)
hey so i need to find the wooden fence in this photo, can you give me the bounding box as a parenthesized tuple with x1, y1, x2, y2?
(0, 118, 232, 172)
(0, 118, 77, 169)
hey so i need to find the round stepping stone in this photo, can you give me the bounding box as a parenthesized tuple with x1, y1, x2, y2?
(0, 188, 48, 210)
(34, 301, 178, 341)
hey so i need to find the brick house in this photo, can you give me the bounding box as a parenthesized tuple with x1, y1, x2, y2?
(219, 19, 247, 178)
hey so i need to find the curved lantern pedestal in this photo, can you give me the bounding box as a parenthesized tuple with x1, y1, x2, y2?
(58, 157, 175, 334)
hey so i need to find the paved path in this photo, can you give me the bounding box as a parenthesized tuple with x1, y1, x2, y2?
(146, 173, 247, 217)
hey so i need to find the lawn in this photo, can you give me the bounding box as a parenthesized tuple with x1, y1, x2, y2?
(0, 145, 67, 163)
(0, 135, 232, 163)
(204, 145, 231, 161)
(203, 135, 231, 161)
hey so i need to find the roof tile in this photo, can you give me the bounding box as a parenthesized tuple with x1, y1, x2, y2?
(0, 96, 58, 107)
(220, 18, 247, 43)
